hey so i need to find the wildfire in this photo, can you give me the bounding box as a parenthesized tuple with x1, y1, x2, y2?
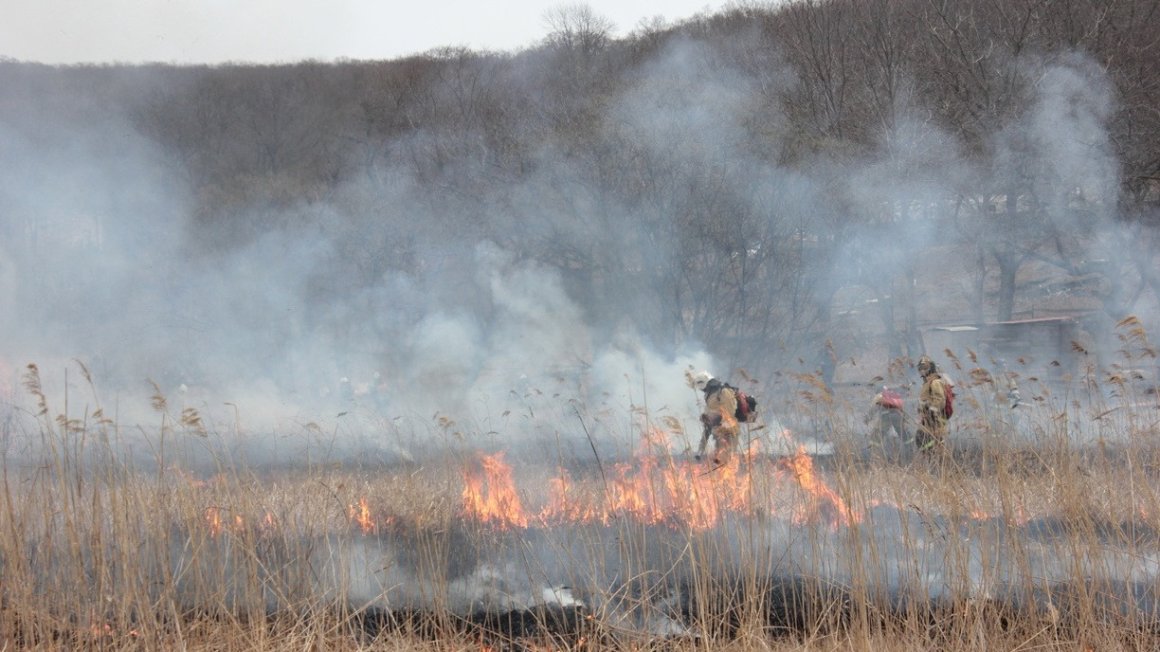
(204, 507, 278, 538)
(261, 511, 278, 535)
(461, 452, 530, 529)
(205, 507, 223, 537)
(541, 470, 600, 523)
(458, 443, 858, 531)
(201, 448, 863, 538)
(348, 496, 376, 534)
(777, 446, 861, 528)
(539, 453, 757, 530)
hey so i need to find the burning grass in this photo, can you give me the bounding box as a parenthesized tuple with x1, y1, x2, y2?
(3, 363, 1160, 650)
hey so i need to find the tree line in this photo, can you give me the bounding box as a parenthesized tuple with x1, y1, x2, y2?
(2, 0, 1158, 381)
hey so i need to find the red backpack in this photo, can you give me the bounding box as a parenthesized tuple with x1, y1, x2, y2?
(725, 383, 758, 422)
(880, 387, 903, 410)
(940, 376, 955, 419)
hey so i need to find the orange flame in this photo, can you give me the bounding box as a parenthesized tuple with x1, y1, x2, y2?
(348, 497, 376, 534)
(261, 511, 278, 535)
(204, 507, 223, 537)
(461, 452, 529, 529)
(540, 470, 600, 523)
(204, 506, 258, 538)
(537, 453, 759, 530)
(454, 445, 865, 532)
(778, 446, 860, 528)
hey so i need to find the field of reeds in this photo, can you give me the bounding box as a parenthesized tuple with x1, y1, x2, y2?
(2, 341, 1159, 651)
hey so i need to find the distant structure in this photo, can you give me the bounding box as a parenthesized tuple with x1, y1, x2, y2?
(924, 315, 1088, 382)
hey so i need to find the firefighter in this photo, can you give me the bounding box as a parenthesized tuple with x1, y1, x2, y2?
(916, 355, 948, 454)
(865, 385, 910, 460)
(690, 371, 740, 464)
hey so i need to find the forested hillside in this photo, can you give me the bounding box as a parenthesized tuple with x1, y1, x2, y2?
(1, 0, 1158, 418)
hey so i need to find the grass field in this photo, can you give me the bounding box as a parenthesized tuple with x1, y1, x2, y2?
(2, 350, 1159, 651)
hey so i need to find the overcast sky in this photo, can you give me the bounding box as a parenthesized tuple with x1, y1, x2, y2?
(1, 0, 736, 65)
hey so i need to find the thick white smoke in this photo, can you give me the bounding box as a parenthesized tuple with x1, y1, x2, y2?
(0, 39, 1154, 468)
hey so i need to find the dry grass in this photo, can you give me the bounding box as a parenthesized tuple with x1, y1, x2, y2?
(2, 353, 1160, 651)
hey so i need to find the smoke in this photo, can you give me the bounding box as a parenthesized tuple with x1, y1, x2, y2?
(3, 21, 1159, 652)
(0, 90, 727, 465)
(0, 37, 1155, 467)
(1009, 51, 1120, 224)
(232, 508, 1160, 632)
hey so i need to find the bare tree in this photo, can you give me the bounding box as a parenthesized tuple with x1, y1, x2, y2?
(542, 4, 615, 54)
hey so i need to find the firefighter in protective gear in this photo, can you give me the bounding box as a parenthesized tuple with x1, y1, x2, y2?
(916, 356, 948, 453)
(866, 385, 909, 442)
(691, 371, 740, 464)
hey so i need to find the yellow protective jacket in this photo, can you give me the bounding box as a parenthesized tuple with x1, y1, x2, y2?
(918, 374, 948, 443)
(697, 384, 739, 458)
(705, 386, 738, 426)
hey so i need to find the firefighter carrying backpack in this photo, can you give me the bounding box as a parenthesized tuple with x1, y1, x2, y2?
(941, 376, 955, 419)
(725, 383, 758, 423)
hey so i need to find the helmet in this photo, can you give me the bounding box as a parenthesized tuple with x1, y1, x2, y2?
(916, 356, 935, 375)
(691, 370, 714, 391)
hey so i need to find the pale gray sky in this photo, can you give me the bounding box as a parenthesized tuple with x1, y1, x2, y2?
(0, 0, 736, 65)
